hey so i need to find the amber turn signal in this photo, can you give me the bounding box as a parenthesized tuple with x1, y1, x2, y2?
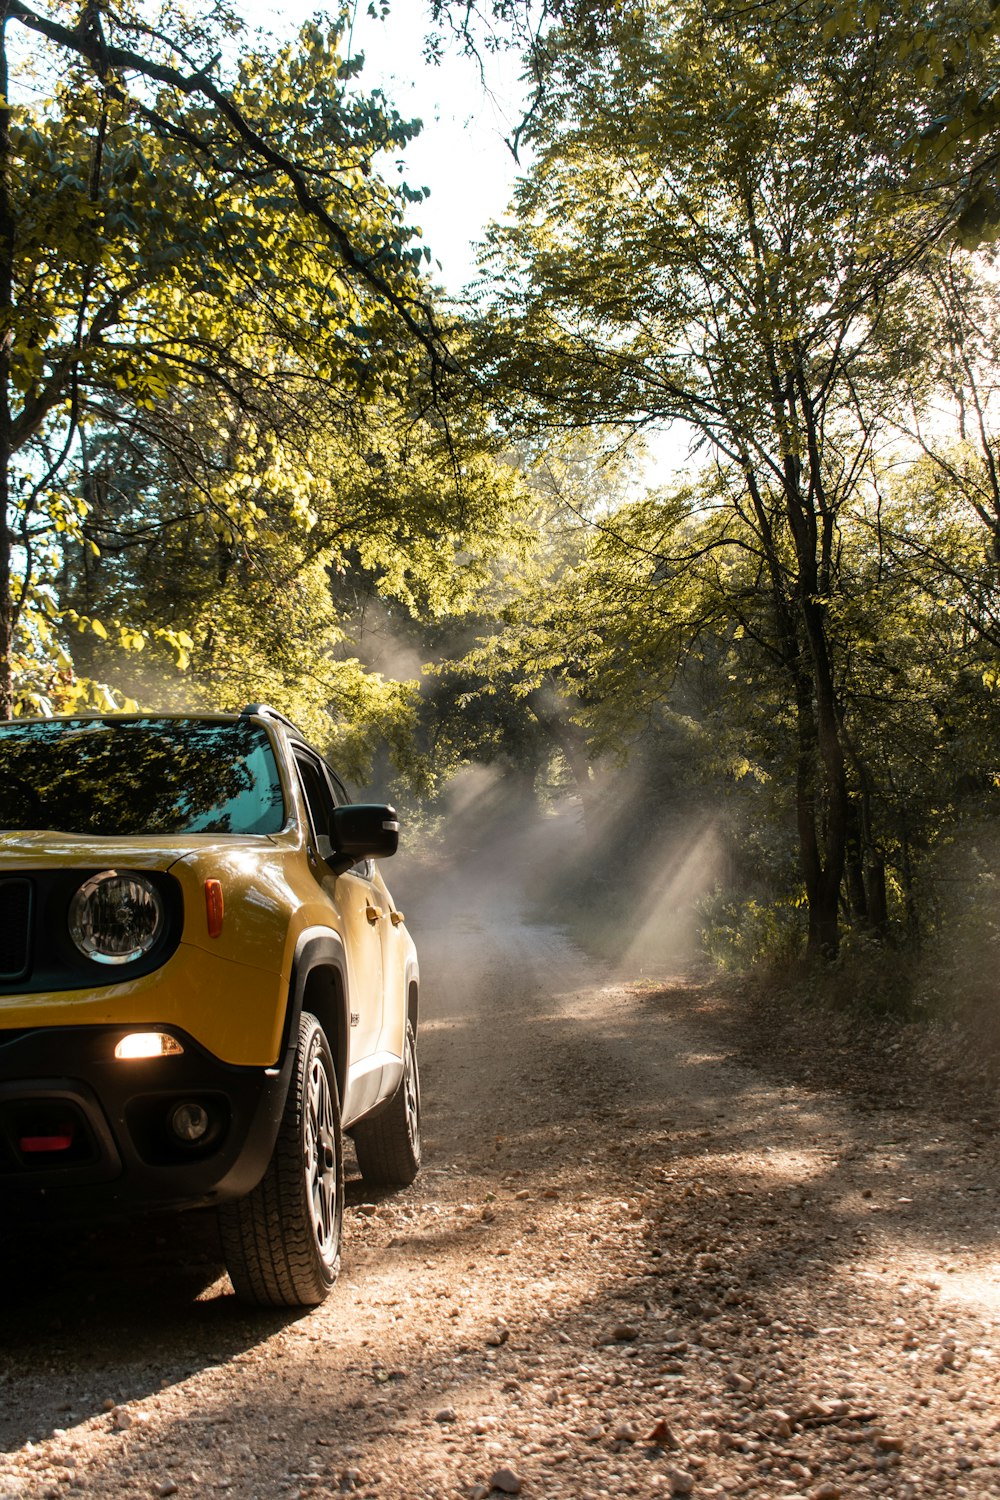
(205, 879, 224, 938)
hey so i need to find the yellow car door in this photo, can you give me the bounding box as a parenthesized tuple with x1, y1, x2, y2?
(289, 748, 385, 1069)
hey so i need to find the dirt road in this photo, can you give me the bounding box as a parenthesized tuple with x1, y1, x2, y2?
(2, 842, 1000, 1500)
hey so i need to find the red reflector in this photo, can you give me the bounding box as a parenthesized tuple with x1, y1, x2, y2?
(20, 1134, 73, 1153)
(205, 879, 224, 938)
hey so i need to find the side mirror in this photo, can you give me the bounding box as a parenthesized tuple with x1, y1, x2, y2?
(327, 803, 400, 874)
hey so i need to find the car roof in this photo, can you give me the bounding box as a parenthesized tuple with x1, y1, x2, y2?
(0, 705, 305, 735)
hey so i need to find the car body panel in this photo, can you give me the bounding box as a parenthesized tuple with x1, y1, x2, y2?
(0, 709, 419, 1215)
(0, 944, 287, 1066)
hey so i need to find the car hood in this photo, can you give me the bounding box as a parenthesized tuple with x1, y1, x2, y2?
(0, 829, 260, 871)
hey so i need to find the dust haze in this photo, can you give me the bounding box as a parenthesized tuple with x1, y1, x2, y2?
(391, 762, 726, 979)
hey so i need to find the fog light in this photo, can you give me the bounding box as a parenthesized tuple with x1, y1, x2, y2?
(169, 1101, 210, 1143)
(114, 1032, 184, 1060)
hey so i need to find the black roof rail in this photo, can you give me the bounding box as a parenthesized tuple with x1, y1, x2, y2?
(239, 704, 303, 736)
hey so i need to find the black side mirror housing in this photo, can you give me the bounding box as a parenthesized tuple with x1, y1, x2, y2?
(327, 803, 400, 874)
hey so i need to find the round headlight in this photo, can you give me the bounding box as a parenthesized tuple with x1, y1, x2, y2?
(69, 870, 164, 965)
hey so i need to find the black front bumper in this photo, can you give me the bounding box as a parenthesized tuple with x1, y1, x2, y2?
(0, 1024, 293, 1218)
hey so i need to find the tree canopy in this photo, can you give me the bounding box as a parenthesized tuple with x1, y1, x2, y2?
(0, 0, 452, 720)
(7, 0, 1000, 984)
(451, 0, 1000, 955)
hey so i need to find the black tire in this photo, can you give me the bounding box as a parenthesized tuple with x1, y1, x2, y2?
(219, 1011, 343, 1308)
(353, 1021, 421, 1187)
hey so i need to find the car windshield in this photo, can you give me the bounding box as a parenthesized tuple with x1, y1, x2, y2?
(0, 718, 286, 836)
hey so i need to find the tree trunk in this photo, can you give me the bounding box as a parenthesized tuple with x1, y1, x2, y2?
(771, 373, 850, 960)
(899, 821, 919, 941)
(0, 4, 14, 718)
(765, 491, 849, 961)
(844, 798, 870, 926)
(866, 853, 889, 937)
(797, 568, 850, 962)
(742, 462, 847, 959)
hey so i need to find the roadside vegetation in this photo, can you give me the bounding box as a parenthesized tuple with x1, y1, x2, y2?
(5, 0, 1000, 1019)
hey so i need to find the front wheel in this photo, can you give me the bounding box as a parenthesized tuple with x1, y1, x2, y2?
(353, 1021, 421, 1187)
(219, 1011, 343, 1307)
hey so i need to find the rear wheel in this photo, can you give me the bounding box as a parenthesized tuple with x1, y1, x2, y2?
(353, 1021, 421, 1187)
(219, 1011, 343, 1307)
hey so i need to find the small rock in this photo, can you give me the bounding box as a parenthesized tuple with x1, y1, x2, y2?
(471, 1488, 489, 1500)
(156, 1484, 178, 1499)
(481, 1208, 496, 1224)
(808, 1485, 842, 1500)
(540, 1187, 559, 1199)
(875, 1436, 905, 1454)
(435, 1407, 458, 1424)
(613, 1423, 639, 1443)
(610, 1324, 640, 1342)
(646, 1419, 681, 1450)
(665, 1467, 695, 1496)
(514, 1190, 531, 1201)
(339, 1471, 361, 1493)
(112, 1408, 132, 1432)
(357, 1204, 378, 1217)
(486, 1327, 509, 1347)
(724, 1372, 754, 1393)
(490, 1468, 522, 1494)
(472, 1417, 498, 1435)
(795, 1398, 833, 1421)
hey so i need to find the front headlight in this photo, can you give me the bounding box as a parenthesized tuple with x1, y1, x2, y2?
(69, 870, 164, 965)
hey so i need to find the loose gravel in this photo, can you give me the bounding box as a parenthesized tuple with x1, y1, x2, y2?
(1, 855, 999, 1500)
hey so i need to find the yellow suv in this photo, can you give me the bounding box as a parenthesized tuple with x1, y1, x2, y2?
(0, 706, 420, 1307)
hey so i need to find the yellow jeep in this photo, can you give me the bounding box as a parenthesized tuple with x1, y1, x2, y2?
(0, 705, 420, 1307)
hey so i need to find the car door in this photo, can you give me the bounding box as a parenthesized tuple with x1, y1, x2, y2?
(326, 767, 408, 1059)
(291, 747, 385, 1067)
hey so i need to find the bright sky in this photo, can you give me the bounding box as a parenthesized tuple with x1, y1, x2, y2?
(245, 2, 688, 482)
(248, 0, 527, 293)
(345, 6, 692, 483)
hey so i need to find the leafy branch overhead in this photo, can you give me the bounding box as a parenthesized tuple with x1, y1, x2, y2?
(6, 0, 449, 359)
(0, 0, 480, 724)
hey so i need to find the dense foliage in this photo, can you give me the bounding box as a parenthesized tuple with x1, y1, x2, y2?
(0, 1, 486, 737)
(6, 0, 1000, 982)
(453, 0, 1000, 960)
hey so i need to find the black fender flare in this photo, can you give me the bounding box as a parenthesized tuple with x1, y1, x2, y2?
(280, 928, 352, 1109)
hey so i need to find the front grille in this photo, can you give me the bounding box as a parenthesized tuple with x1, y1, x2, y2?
(0, 879, 31, 980)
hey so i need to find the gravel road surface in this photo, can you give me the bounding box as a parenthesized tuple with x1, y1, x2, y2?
(1, 841, 999, 1500)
